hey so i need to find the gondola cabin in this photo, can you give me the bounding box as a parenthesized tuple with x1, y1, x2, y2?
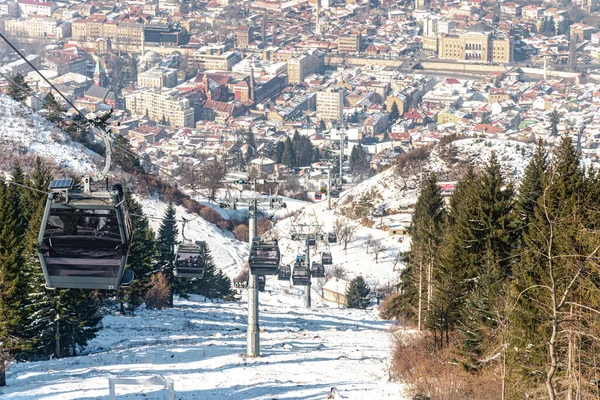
(328, 233, 337, 243)
(278, 264, 291, 280)
(38, 178, 133, 290)
(314, 192, 322, 200)
(321, 251, 333, 265)
(248, 238, 280, 275)
(292, 261, 311, 286)
(175, 241, 206, 278)
(330, 189, 340, 198)
(247, 275, 266, 291)
(305, 237, 316, 246)
(310, 262, 325, 278)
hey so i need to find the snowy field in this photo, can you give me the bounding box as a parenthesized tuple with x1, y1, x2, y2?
(3, 290, 405, 399)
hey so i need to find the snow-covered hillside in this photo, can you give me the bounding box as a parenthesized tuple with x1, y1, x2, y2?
(0, 94, 99, 173)
(4, 292, 405, 399)
(136, 196, 249, 279)
(338, 138, 534, 213)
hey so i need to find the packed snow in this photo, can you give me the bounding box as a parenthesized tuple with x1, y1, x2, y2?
(4, 291, 405, 399)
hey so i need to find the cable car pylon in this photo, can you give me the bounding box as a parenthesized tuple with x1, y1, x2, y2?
(220, 178, 286, 357)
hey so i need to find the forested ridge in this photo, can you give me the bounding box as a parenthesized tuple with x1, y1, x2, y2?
(387, 135, 600, 399)
(0, 159, 233, 386)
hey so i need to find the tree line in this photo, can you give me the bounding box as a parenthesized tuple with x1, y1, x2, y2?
(387, 136, 600, 399)
(0, 160, 233, 386)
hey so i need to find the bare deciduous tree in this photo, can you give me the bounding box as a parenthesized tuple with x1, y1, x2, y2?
(198, 157, 227, 200)
(372, 240, 386, 263)
(333, 218, 359, 252)
(365, 233, 374, 254)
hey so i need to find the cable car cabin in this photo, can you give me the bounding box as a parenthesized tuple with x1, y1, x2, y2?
(248, 238, 280, 275)
(175, 241, 206, 279)
(311, 262, 325, 278)
(305, 237, 316, 246)
(247, 275, 266, 291)
(278, 264, 291, 280)
(330, 190, 340, 198)
(328, 233, 337, 243)
(321, 251, 333, 265)
(258, 275, 266, 291)
(314, 192, 322, 200)
(292, 262, 311, 286)
(38, 178, 132, 290)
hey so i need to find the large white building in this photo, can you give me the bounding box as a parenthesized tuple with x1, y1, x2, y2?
(125, 88, 195, 128)
(4, 16, 69, 38)
(232, 56, 287, 77)
(137, 67, 178, 89)
(17, 0, 56, 17)
(317, 89, 344, 122)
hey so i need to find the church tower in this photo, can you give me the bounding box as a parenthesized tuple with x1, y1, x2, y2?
(93, 58, 106, 87)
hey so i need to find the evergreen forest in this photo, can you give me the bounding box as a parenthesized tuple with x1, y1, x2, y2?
(388, 136, 600, 399)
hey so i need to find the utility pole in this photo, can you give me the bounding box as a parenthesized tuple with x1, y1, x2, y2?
(305, 242, 311, 308)
(327, 162, 332, 210)
(247, 198, 259, 357)
(339, 123, 344, 191)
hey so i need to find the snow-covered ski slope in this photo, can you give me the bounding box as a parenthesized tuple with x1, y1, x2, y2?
(0, 94, 99, 173)
(136, 196, 249, 279)
(275, 199, 407, 288)
(4, 291, 405, 399)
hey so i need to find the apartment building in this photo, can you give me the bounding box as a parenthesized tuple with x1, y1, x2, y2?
(4, 16, 69, 38)
(125, 88, 195, 128)
(287, 50, 324, 84)
(337, 34, 361, 54)
(71, 16, 143, 45)
(0, 1, 19, 17)
(137, 67, 178, 89)
(235, 25, 254, 48)
(438, 23, 513, 64)
(317, 89, 344, 122)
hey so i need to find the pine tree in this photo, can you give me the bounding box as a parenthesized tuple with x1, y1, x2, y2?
(186, 244, 233, 299)
(7, 72, 30, 103)
(515, 141, 548, 237)
(245, 129, 256, 162)
(346, 276, 371, 309)
(550, 110, 560, 137)
(350, 144, 369, 177)
(113, 136, 143, 174)
(0, 171, 28, 385)
(509, 135, 594, 397)
(157, 203, 178, 307)
(275, 140, 285, 164)
(119, 192, 156, 312)
(455, 153, 515, 369)
(43, 92, 63, 123)
(281, 137, 296, 168)
(410, 173, 446, 333)
(389, 101, 400, 123)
